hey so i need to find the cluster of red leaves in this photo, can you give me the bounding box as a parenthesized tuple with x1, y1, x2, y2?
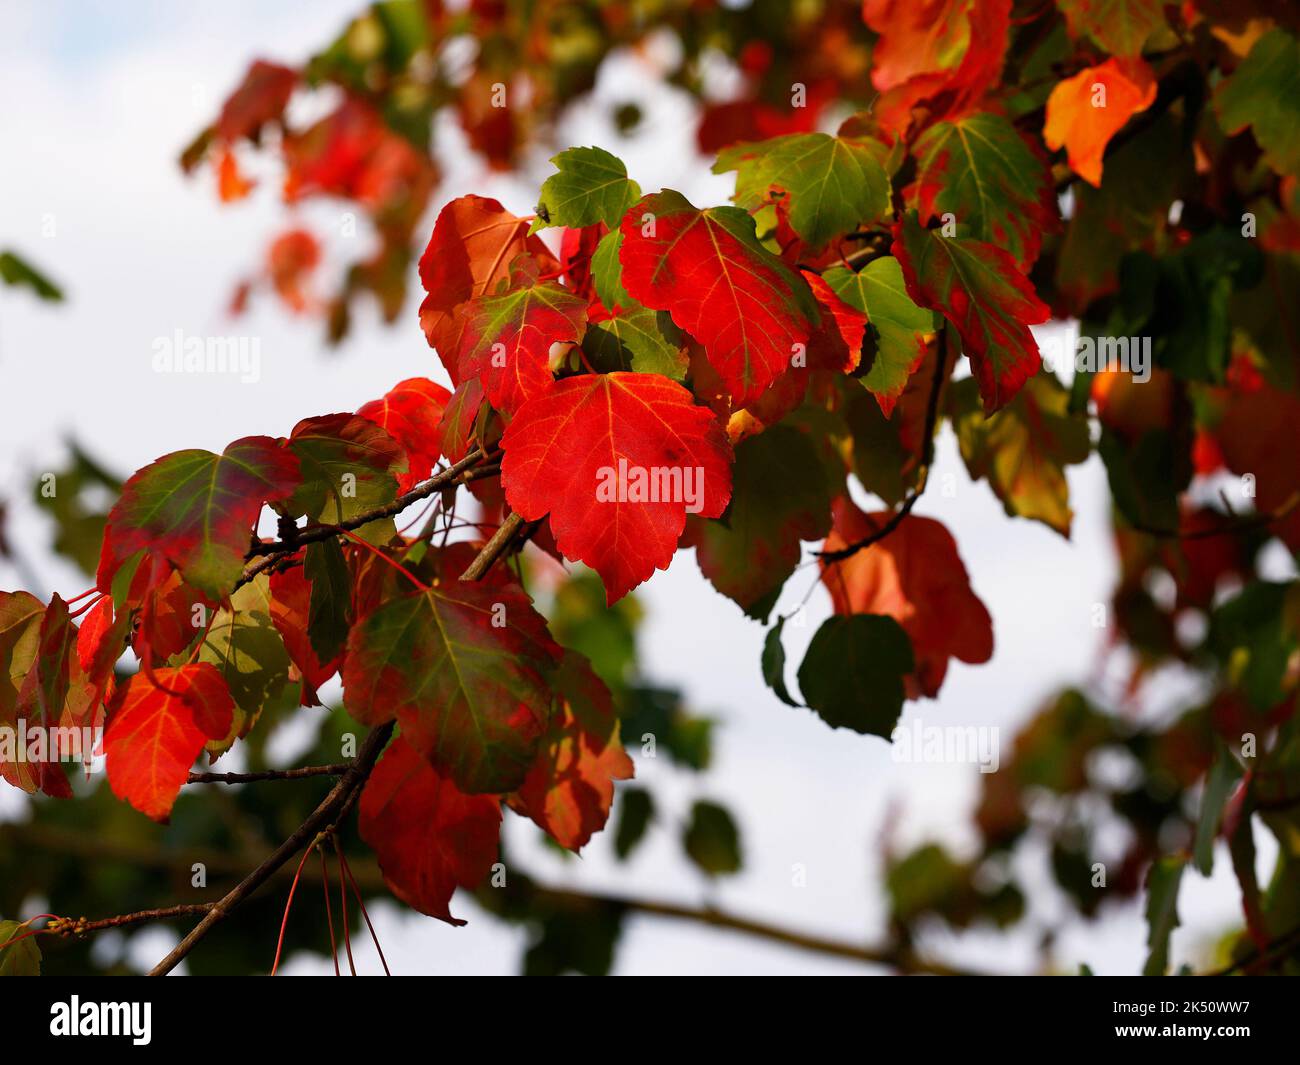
(9, 0, 1300, 935)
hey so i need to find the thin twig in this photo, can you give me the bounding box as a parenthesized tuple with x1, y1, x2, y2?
(816, 330, 950, 563)
(186, 764, 350, 785)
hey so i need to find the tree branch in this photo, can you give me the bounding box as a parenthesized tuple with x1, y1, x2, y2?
(146, 503, 536, 975)
(185, 764, 350, 785)
(816, 329, 950, 564)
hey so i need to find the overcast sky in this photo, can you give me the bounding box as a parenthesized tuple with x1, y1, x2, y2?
(0, 1, 1264, 975)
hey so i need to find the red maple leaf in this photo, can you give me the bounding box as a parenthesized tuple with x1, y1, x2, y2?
(358, 735, 502, 925)
(820, 498, 993, 697)
(104, 664, 235, 821)
(500, 372, 734, 603)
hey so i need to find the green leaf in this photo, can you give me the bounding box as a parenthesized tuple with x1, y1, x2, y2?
(198, 575, 295, 744)
(582, 307, 687, 379)
(714, 132, 891, 250)
(693, 426, 834, 621)
(1194, 745, 1242, 876)
(304, 539, 352, 664)
(1142, 855, 1186, 976)
(613, 786, 654, 860)
(1056, 0, 1167, 60)
(0, 919, 42, 975)
(761, 615, 802, 708)
(532, 146, 641, 232)
(281, 414, 405, 537)
(1214, 29, 1300, 179)
(949, 372, 1091, 537)
(682, 800, 742, 876)
(796, 615, 914, 737)
(823, 257, 936, 414)
(342, 582, 560, 793)
(591, 229, 633, 310)
(98, 437, 301, 600)
(909, 112, 1059, 270)
(0, 250, 63, 302)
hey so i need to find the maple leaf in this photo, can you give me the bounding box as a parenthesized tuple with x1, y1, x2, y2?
(97, 437, 300, 601)
(499, 372, 734, 604)
(822, 257, 937, 415)
(456, 278, 589, 414)
(437, 378, 485, 463)
(803, 270, 868, 375)
(1213, 29, 1300, 180)
(358, 735, 502, 925)
(582, 305, 688, 380)
(215, 59, 296, 144)
(104, 664, 235, 821)
(509, 650, 634, 851)
(1055, 0, 1167, 57)
(342, 581, 560, 794)
(418, 195, 557, 378)
(1044, 57, 1158, 188)
(618, 190, 818, 404)
(356, 377, 452, 492)
(532, 146, 641, 232)
(893, 212, 1047, 413)
(691, 426, 834, 620)
(198, 575, 295, 745)
(269, 562, 339, 702)
(820, 499, 993, 697)
(281, 413, 406, 532)
(1, 595, 92, 797)
(865, 0, 1012, 132)
(949, 374, 1091, 537)
(908, 112, 1059, 271)
(796, 614, 915, 737)
(713, 132, 890, 251)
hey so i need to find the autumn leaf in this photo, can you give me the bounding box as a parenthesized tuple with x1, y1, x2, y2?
(949, 373, 1092, 536)
(908, 111, 1060, 270)
(104, 664, 235, 821)
(797, 615, 915, 737)
(1055, 0, 1167, 57)
(822, 256, 937, 415)
(269, 562, 338, 701)
(418, 195, 557, 378)
(342, 581, 560, 794)
(582, 304, 687, 380)
(1213, 29, 1300, 180)
(893, 211, 1047, 413)
(358, 735, 502, 925)
(199, 575, 295, 742)
(532, 146, 641, 232)
(713, 132, 890, 250)
(281, 413, 406, 530)
(509, 650, 633, 851)
(820, 498, 993, 697)
(456, 278, 588, 414)
(500, 372, 734, 604)
(215, 59, 296, 143)
(1, 596, 89, 797)
(618, 190, 818, 404)
(356, 377, 452, 491)
(865, 0, 1012, 132)
(691, 425, 834, 620)
(437, 378, 485, 463)
(1044, 57, 1157, 188)
(97, 437, 300, 601)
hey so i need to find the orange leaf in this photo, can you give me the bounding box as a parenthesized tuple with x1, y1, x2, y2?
(1044, 57, 1157, 187)
(104, 665, 235, 821)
